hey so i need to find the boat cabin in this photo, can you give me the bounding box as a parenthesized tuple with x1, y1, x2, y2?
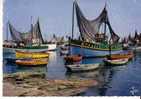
(94, 33, 108, 42)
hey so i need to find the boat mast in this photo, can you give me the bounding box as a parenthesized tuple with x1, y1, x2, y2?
(37, 17, 41, 45)
(104, 19, 107, 38)
(104, 2, 107, 39)
(6, 22, 9, 41)
(31, 16, 33, 46)
(105, 2, 112, 57)
(71, 1, 75, 39)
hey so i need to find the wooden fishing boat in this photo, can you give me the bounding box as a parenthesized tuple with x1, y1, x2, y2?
(69, 1, 122, 58)
(16, 58, 48, 66)
(6, 20, 49, 53)
(70, 40, 122, 58)
(66, 63, 101, 72)
(103, 58, 129, 66)
(16, 50, 49, 59)
(106, 51, 134, 60)
(64, 55, 82, 62)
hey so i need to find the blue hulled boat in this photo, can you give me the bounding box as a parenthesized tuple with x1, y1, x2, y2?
(69, 1, 122, 57)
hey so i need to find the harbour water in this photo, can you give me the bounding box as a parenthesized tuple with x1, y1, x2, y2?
(3, 50, 141, 96)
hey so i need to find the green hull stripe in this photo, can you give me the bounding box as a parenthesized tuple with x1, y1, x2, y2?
(70, 44, 122, 51)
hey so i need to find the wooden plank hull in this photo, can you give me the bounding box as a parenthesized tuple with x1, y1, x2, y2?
(64, 55, 82, 62)
(3, 47, 48, 54)
(69, 39, 123, 58)
(104, 58, 129, 66)
(3, 44, 57, 54)
(16, 58, 48, 66)
(107, 51, 133, 60)
(16, 50, 49, 59)
(66, 63, 101, 72)
(70, 46, 122, 58)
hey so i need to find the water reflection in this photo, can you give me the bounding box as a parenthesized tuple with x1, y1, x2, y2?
(98, 68, 115, 96)
(46, 51, 67, 79)
(66, 69, 100, 80)
(3, 50, 141, 96)
(3, 62, 18, 73)
(80, 65, 128, 96)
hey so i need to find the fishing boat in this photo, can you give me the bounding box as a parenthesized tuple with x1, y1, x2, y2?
(3, 19, 49, 54)
(46, 43, 57, 51)
(103, 58, 129, 66)
(69, 1, 122, 58)
(127, 31, 141, 51)
(16, 58, 48, 66)
(66, 63, 101, 72)
(3, 23, 18, 54)
(15, 44, 49, 52)
(16, 50, 49, 59)
(45, 34, 59, 51)
(3, 46, 49, 54)
(106, 51, 134, 60)
(64, 54, 82, 63)
(121, 37, 129, 50)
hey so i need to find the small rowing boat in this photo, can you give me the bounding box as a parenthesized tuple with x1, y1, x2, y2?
(106, 51, 133, 60)
(64, 55, 82, 62)
(66, 63, 101, 72)
(16, 58, 48, 66)
(16, 50, 49, 59)
(103, 58, 129, 66)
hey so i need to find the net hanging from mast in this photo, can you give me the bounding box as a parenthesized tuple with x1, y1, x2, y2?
(74, 1, 120, 43)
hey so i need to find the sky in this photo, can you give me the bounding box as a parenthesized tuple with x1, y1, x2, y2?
(3, 0, 141, 40)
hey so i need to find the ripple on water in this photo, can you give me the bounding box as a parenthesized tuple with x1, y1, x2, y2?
(3, 51, 141, 96)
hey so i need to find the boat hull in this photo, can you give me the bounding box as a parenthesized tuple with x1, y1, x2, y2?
(3, 46, 49, 54)
(107, 51, 133, 60)
(64, 55, 82, 63)
(103, 58, 129, 66)
(16, 50, 49, 59)
(70, 46, 122, 58)
(16, 58, 48, 66)
(69, 39, 123, 57)
(46, 43, 57, 51)
(66, 63, 100, 72)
